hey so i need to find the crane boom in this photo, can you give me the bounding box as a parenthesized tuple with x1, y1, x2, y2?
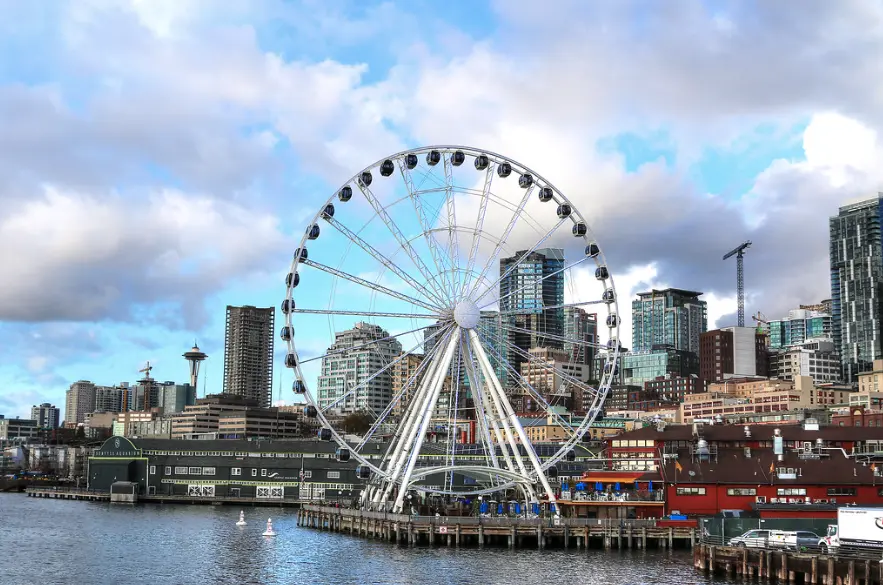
(723, 240, 752, 327)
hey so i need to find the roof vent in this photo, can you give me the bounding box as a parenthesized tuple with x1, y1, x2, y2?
(744, 425, 751, 438)
(803, 418, 820, 431)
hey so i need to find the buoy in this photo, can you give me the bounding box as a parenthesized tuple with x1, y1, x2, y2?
(236, 510, 247, 527)
(262, 518, 277, 537)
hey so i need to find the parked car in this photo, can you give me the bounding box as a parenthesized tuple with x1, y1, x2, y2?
(729, 530, 771, 548)
(793, 531, 821, 551)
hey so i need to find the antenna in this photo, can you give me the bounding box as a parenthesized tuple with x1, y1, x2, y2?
(723, 241, 752, 327)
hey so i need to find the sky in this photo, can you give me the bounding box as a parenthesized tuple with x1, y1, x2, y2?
(2, 0, 883, 420)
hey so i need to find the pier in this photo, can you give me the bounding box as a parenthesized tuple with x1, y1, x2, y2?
(297, 504, 697, 550)
(24, 487, 306, 507)
(694, 544, 883, 584)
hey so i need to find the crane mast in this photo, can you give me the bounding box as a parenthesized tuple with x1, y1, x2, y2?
(723, 241, 752, 327)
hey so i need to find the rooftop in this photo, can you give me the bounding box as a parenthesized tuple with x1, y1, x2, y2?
(614, 424, 883, 443)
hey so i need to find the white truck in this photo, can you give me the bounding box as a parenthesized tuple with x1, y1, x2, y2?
(819, 507, 883, 555)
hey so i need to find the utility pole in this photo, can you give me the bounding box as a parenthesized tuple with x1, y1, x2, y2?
(723, 241, 752, 327)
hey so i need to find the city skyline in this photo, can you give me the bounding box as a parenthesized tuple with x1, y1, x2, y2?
(2, 2, 882, 419)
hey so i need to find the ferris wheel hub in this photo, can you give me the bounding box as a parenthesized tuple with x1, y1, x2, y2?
(453, 299, 480, 329)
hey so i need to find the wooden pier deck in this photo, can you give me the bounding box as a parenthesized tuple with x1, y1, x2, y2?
(298, 504, 697, 550)
(694, 544, 883, 584)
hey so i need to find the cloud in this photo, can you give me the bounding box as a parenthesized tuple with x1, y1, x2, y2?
(0, 185, 288, 326)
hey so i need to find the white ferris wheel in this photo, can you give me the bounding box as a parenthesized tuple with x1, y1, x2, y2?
(282, 146, 620, 513)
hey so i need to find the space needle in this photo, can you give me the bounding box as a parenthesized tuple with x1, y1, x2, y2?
(183, 342, 208, 393)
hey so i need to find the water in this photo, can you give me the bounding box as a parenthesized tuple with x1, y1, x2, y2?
(0, 494, 727, 585)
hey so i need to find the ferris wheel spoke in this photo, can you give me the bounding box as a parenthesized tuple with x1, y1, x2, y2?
(466, 183, 535, 300)
(323, 215, 447, 307)
(468, 330, 558, 504)
(443, 153, 463, 299)
(483, 255, 596, 311)
(290, 308, 440, 319)
(398, 158, 457, 301)
(473, 216, 568, 306)
(298, 323, 438, 365)
(496, 335, 600, 399)
(355, 179, 452, 306)
(474, 329, 577, 438)
(461, 160, 495, 300)
(495, 321, 608, 350)
(320, 324, 448, 414)
(355, 324, 453, 450)
(300, 258, 442, 313)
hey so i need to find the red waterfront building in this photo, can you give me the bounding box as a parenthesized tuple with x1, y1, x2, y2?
(604, 422, 883, 518)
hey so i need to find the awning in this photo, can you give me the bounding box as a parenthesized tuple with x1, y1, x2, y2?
(579, 472, 649, 484)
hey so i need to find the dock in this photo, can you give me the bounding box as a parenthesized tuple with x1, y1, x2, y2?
(297, 504, 697, 549)
(694, 544, 883, 584)
(24, 487, 307, 507)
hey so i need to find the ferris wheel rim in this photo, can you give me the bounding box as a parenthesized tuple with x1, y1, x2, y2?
(283, 145, 622, 499)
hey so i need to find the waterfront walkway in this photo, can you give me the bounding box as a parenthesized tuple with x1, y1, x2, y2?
(298, 504, 696, 550)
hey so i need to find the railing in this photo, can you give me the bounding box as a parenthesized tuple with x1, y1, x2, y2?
(303, 505, 670, 529)
(563, 492, 664, 503)
(26, 486, 107, 495)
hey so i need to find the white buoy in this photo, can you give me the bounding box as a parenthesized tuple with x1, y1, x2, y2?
(262, 518, 277, 537)
(236, 510, 247, 527)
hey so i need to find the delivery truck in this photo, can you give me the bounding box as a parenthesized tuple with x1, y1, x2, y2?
(819, 507, 883, 554)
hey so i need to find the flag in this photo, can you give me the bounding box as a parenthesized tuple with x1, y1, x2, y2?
(675, 460, 683, 473)
(299, 458, 306, 487)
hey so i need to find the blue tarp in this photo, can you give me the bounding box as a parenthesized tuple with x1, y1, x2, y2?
(615, 482, 621, 491)
(532, 503, 540, 515)
(576, 482, 585, 491)
(515, 503, 522, 514)
(561, 482, 569, 491)
(479, 502, 488, 514)
(648, 481, 654, 492)
(497, 504, 504, 515)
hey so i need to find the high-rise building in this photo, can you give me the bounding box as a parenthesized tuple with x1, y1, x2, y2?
(499, 248, 565, 376)
(30, 403, 60, 429)
(620, 348, 700, 387)
(391, 353, 425, 417)
(768, 339, 841, 385)
(768, 305, 833, 350)
(222, 305, 275, 407)
(632, 288, 707, 354)
(94, 385, 125, 413)
(699, 327, 768, 383)
(158, 382, 196, 414)
(65, 381, 96, 425)
(478, 310, 508, 386)
(830, 195, 883, 382)
(317, 322, 403, 414)
(563, 307, 597, 366)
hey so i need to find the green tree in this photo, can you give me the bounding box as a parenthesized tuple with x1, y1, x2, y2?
(341, 411, 373, 434)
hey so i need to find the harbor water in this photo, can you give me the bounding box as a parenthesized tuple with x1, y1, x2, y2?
(0, 494, 730, 585)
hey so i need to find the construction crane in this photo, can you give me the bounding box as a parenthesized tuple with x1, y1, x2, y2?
(139, 361, 153, 379)
(723, 241, 752, 327)
(752, 311, 768, 334)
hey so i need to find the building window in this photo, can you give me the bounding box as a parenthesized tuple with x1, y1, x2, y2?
(231, 468, 241, 476)
(302, 470, 313, 479)
(776, 488, 806, 496)
(261, 469, 267, 477)
(202, 467, 216, 476)
(828, 488, 857, 496)
(327, 471, 340, 479)
(188, 467, 202, 475)
(175, 466, 188, 475)
(727, 488, 756, 496)
(149, 466, 156, 475)
(251, 469, 257, 477)
(164, 466, 171, 475)
(676, 487, 706, 495)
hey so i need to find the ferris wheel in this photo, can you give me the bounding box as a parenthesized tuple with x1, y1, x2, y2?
(282, 146, 620, 513)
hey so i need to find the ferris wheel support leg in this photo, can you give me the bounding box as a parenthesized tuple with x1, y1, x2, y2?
(373, 335, 449, 506)
(462, 350, 502, 472)
(377, 331, 456, 506)
(392, 331, 461, 514)
(471, 338, 531, 481)
(469, 330, 559, 513)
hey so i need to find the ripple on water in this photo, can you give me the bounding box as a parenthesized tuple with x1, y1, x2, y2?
(0, 494, 727, 585)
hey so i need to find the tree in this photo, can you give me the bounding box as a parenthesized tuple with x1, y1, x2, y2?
(341, 411, 373, 435)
